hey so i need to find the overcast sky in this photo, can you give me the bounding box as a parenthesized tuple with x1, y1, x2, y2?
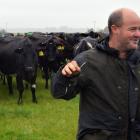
(0, 0, 140, 30)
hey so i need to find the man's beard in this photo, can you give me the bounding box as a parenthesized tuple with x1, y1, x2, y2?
(118, 41, 138, 52)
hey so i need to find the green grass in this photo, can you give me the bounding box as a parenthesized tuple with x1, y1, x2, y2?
(0, 72, 79, 140)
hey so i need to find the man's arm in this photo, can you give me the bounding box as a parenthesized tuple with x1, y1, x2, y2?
(51, 53, 86, 100)
(51, 61, 80, 100)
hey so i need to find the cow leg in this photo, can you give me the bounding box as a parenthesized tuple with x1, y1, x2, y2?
(16, 75, 24, 104)
(50, 71, 56, 93)
(45, 77, 49, 89)
(3, 74, 6, 85)
(24, 81, 29, 89)
(43, 69, 49, 89)
(31, 84, 37, 103)
(0, 74, 6, 85)
(1, 74, 6, 85)
(43, 66, 49, 89)
(6, 75, 13, 95)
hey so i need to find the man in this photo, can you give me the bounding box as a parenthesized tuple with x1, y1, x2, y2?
(52, 8, 140, 140)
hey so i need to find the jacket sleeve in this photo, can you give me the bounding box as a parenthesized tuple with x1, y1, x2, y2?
(51, 52, 86, 100)
(51, 67, 80, 100)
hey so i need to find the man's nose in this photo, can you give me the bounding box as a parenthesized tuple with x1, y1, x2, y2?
(134, 29, 140, 37)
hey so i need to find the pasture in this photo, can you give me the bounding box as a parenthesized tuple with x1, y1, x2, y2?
(0, 72, 79, 140)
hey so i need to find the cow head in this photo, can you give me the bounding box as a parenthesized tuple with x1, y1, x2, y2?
(14, 37, 38, 81)
(45, 35, 64, 62)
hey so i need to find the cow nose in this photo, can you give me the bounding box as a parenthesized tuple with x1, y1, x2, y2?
(25, 66, 33, 72)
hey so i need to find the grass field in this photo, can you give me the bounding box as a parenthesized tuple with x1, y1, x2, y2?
(0, 72, 79, 140)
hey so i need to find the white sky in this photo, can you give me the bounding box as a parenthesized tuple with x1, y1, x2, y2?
(0, 0, 140, 30)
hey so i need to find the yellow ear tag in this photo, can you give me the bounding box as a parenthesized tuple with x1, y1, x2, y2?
(58, 45, 64, 50)
(61, 45, 64, 50)
(39, 51, 44, 56)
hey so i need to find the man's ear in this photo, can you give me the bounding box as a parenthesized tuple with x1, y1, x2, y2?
(111, 25, 120, 34)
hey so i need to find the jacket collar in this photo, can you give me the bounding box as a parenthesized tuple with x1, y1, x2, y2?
(96, 36, 120, 57)
(96, 36, 140, 64)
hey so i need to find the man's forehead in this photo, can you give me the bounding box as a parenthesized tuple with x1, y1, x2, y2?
(123, 15, 140, 26)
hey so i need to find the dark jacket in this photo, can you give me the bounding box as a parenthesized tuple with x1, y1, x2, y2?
(52, 37, 140, 140)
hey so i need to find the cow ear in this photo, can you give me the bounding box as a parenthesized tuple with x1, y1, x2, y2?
(15, 47, 23, 53)
(39, 42, 46, 46)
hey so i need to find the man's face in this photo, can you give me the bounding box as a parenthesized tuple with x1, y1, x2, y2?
(117, 17, 140, 51)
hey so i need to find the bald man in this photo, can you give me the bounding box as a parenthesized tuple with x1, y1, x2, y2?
(52, 8, 140, 140)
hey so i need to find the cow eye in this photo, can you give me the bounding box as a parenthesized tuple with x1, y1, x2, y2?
(22, 52, 26, 56)
(15, 47, 23, 53)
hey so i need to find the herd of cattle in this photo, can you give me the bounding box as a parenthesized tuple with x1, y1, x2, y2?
(0, 31, 107, 104)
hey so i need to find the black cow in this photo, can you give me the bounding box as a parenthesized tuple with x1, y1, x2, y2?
(26, 32, 64, 89)
(57, 32, 100, 58)
(25, 32, 49, 88)
(41, 35, 66, 88)
(73, 36, 97, 56)
(25, 32, 47, 70)
(0, 36, 38, 104)
(60, 33, 81, 60)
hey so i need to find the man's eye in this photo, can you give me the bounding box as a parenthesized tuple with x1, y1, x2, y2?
(129, 28, 136, 31)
